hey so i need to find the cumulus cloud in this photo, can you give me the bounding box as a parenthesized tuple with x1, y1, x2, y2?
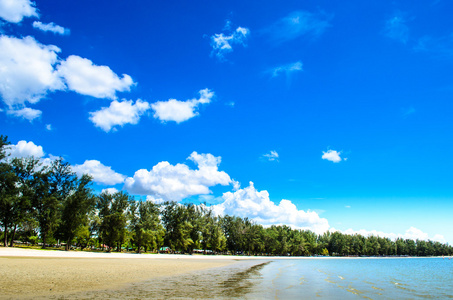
(57, 55, 134, 99)
(336, 226, 445, 243)
(212, 182, 330, 234)
(211, 25, 250, 59)
(0, 0, 38, 23)
(0, 36, 64, 107)
(270, 61, 303, 77)
(7, 107, 42, 121)
(383, 14, 410, 44)
(262, 150, 279, 162)
(151, 88, 214, 123)
(124, 152, 232, 202)
(264, 11, 331, 44)
(322, 150, 343, 163)
(33, 21, 70, 35)
(89, 99, 150, 132)
(73, 160, 126, 185)
(5, 140, 44, 158)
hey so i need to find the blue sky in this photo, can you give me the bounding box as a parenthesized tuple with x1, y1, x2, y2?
(1, 0, 453, 243)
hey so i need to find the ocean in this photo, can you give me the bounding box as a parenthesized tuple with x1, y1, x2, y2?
(72, 257, 453, 299)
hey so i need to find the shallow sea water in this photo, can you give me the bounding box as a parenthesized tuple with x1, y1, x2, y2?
(59, 257, 453, 299)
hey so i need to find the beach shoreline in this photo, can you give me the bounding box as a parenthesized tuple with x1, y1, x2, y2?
(0, 247, 446, 299)
(0, 248, 245, 299)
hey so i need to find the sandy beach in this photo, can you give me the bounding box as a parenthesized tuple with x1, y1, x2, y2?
(0, 248, 250, 299)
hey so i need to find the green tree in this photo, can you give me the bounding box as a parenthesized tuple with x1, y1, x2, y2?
(57, 174, 95, 250)
(97, 191, 132, 252)
(130, 200, 163, 253)
(31, 159, 76, 248)
(0, 135, 16, 246)
(161, 202, 194, 252)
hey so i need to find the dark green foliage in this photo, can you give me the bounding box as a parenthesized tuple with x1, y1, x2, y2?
(56, 174, 95, 250)
(97, 191, 132, 252)
(129, 200, 164, 253)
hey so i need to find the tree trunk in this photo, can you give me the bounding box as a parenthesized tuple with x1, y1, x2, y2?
(3, 225, 8, 247)
(9, 224, 17, 247)
(136, 243, 141, 254)
(42, 233, 47, 249)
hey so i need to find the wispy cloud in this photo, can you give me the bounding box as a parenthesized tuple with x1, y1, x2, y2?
(269, 61, 303, 78)
(383, 13, 410, 44)
(210, 23, 250, 60)
(33, 21, 70, 35)
(7, 107, 42, 121)
(414, 33, 453, 59)
(334, 226, 445, 243)
(402, 106, 416, 118)
(262, 150, 279, 162)
(264, 10, 332, 44)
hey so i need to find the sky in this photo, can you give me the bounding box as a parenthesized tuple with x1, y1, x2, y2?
(1, 0, 453, 244)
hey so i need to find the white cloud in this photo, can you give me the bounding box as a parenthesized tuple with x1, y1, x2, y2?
(5, 140, 44, 158)
(45, 124, 52, 131)
(336, 226, 445, 243)
(0, 36, 64, 107)
(72, 160, 126, 185)
(151, 88, 214, 123)
(265, 11, 331, 44)
(57, 55, 134, 99)
(40, 154, 59, 168)
(262, 150, 279, 162)
(211, 26, 250, 59)
(432, 234, 446, 244)
(89, 99, 150, 132)
(322, 150, 342, 163)
(33, 21, 70, 35)
(0, 0, 38, 23)
(270, 61, 303, 77)
(101, 188, 119, 195)
(124, 152, 232, 202)
(7, 107, 42, 121)
(213, 182, 330, 234)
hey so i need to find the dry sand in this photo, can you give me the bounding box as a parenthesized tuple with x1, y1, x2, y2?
(0, 248, 242, 299)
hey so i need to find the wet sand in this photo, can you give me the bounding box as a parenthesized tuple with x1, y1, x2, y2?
(0, 248, 245, 299)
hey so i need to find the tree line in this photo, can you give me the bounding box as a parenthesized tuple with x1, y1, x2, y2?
(1, 135, 452, 256)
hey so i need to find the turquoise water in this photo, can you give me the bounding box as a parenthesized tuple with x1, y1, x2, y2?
(245, 258, 453, 299)
(67, 257, 453, 299)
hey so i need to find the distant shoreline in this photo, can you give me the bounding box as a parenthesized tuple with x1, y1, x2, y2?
(1, 247, 447, 260)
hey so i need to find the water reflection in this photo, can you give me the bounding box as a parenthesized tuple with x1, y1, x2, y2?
(49, 258, 453, 299)
(61, 260, 269, 299)
(218, 261, 270, 298)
